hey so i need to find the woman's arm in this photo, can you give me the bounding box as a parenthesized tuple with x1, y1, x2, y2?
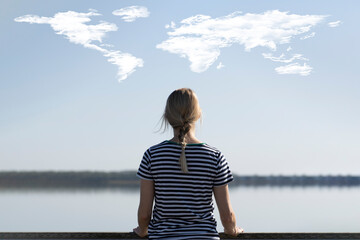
(213, 184, 243, 236)
(133, 179, 154, 237)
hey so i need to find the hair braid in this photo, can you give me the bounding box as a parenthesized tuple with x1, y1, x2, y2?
(178, 121, 190, 173)
(162, 88, 202, 173)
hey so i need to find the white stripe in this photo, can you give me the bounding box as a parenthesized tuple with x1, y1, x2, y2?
(136, 140, 233, 239)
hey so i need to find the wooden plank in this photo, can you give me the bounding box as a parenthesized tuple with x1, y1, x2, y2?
(0, 232, 359, 239)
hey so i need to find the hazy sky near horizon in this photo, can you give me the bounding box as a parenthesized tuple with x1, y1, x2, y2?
(1, 0, 359, 175)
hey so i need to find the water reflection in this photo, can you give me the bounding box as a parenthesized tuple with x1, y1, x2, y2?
(0, 186, 139, 193)
(0, 186, 359, 233)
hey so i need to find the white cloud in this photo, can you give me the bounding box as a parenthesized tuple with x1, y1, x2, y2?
(157, 10, 326, 75)
(15, 11, 116, 45)
(112, 6, 149, 22)
(14, 14, 52, 24)
(262, 53, 308, 63)
(275, 63, 312, 76)
(328, 20, 342, 27)
(15, 10, 143, 82)
(88, 8, 98, 13)
(100, 43, 114, 48)
(300, 32, 316, 40)
(287, 46, 292, 52)
(216, 62, 225, 69)
(166, 21, 176, 29)
(157, 36, 226, 72)
(104, 51, 144, 81)
(170, 21, 176, 28)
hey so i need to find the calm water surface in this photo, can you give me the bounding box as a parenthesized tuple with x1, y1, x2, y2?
(0, 187, 359, 232)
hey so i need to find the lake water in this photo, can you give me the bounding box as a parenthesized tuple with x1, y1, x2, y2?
(0, 187, 359, 232)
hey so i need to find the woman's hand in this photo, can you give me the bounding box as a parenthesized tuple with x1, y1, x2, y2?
(133, 226, 148, 237)
(224, 226, 244, 236)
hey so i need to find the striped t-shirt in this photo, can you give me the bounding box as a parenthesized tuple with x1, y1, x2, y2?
(136, 140, 234, 240)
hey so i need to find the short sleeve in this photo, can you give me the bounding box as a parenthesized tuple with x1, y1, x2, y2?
(213, 151, 233, 187)
(136, 149, 153, 180)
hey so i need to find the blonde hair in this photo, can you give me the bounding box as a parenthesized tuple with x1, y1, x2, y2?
(162, 88, 202, 173)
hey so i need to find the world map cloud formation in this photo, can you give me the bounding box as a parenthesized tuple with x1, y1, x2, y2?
(15, 8, 340, 81)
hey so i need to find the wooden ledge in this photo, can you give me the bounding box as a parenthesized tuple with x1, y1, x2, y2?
(0, 232, 359, 239)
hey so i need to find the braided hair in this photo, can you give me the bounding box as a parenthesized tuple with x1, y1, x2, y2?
(178, 121, 191, 173)
(161, 88, 202, 173)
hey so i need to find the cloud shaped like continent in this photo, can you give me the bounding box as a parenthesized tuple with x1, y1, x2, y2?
(275, 63, 312, 76)
(15, 10, 143, 82)
(112, 6, 150, 22)
(157, 10, 326, 73)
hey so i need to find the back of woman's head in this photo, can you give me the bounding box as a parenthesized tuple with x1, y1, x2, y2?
(162, 88, 202, 173)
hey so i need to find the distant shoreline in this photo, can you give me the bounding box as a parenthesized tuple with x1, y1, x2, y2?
(0, 170, 359, 189)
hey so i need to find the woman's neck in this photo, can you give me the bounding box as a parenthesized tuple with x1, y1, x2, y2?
(170, 127, 202, 144)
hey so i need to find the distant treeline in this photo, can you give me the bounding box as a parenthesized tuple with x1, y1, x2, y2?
(0, 171, 359, 189)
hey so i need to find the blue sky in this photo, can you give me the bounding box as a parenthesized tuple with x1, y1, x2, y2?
(1, 0, 359, 175)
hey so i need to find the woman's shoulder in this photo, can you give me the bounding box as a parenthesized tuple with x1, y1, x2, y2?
(200, 143, 224, 158)
(201, 142, 220, 151)
(187, 141, 219, 153)
(144, 140, 177, 152)
(144, 140, 223, 156)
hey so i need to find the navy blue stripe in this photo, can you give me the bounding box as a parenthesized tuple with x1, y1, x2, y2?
(136, 140, 233, 239)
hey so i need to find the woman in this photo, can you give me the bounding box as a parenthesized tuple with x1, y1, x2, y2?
(134, 88, 243, 239)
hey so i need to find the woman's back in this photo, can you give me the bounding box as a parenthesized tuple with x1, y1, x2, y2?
(137, 140, 233, 239)
(133, 88, 242, 239)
